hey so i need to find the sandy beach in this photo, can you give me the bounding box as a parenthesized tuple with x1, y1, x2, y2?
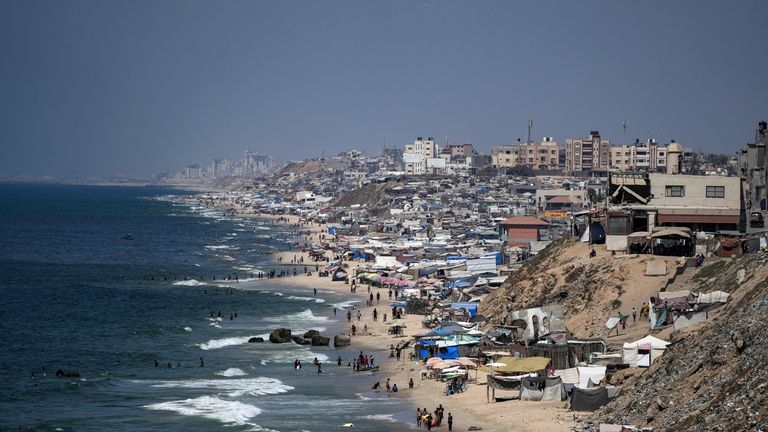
(253, 213, 579, 432)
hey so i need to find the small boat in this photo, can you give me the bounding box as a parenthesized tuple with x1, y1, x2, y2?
(122, 234, 134, 240)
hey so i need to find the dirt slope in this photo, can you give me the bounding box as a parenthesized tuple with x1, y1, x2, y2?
(479, 239, 679, 341)
(585, 252, 768, 431)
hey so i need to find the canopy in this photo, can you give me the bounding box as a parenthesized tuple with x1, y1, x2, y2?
(650, 229, 691, 239)
(479, 356, 550, 374)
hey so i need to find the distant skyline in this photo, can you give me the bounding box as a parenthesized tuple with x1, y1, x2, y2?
(2, 1, 767, 177)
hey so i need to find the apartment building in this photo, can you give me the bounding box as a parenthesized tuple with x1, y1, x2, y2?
(491, 138, 560, 171)
(403, 137, 439, 174)
(565, 131, 611, 176)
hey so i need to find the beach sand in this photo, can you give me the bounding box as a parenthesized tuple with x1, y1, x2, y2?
(196, 204, 580, 432)
(257, 214, 579, 432)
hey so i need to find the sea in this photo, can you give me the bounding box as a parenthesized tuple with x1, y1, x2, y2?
(0, 184, 412, 432)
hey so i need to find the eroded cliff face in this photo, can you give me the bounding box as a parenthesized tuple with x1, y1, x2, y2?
(486, 239, 768, 431)
(479, 239, 676, 339)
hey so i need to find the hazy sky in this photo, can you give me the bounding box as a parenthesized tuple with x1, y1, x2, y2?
(2, 1, 767, 177)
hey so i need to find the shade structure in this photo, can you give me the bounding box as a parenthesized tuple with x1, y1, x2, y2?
(431, 360, 455, 369)
(425, 357, 443, 367)
(454, 358, 477, 368)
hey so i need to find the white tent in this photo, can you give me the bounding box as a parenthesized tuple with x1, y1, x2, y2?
(622, 335, 670, 367)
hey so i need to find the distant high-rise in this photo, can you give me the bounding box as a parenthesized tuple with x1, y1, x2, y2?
(243, 150, 274, 177)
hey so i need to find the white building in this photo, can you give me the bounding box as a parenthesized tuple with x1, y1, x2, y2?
(404, 137, 438, 175)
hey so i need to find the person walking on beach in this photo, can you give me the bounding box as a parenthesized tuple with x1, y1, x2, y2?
(337, 356, 342, 366)
(373, 308, 378, 321)
(632, 306, 637, 323)
(447, 413, 453, 431)
(356, 310, 361, 321)
(347, 310, 352, 323)
(416, 408, 422, 428)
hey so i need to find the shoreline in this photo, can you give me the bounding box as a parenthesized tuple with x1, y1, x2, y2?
(257, 213, 578, 432)
(180, 197, 579, 432)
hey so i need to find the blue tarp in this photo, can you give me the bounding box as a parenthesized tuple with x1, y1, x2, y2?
(446, 255, 468, 261)
(446, 280, 471, 288)
(418, 267, 439, 277)
(484, 252, 503, 265)
(328, 227, 336, 235)
(440, 346, 459, 359)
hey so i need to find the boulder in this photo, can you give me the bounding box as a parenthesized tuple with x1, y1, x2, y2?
(303, 330, 321, 339)
(310, 335, 330, 346)
(334, 335, 351, 347)
(248, 337, 264, 343)
(292, 336, 311, 345)
(269, 328, 292, 343)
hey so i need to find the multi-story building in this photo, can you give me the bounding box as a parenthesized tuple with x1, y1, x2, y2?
(439, 143, 478, 162)
(491, 143, 518, 168)
(738, 121, 768, 210)
(212, 159, 233, 178)
(609, 139, 667, 172)
(243, 150, 274, 177)
(403, 137, 439, 175)
(491, 138, 560, 171)
(565, 131, 611, 176)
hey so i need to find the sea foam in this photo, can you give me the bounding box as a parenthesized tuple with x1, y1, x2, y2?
(286, 296, 326, 304)
(215, 367, 248, 377)
(145, 395, 261, 426)
(148, 376, 294, 397)
(173, 279, 207, 287)
(199, 335, 267, 350)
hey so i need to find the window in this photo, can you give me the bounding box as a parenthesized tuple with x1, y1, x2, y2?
(706, 186, 725, 198)
(666, 185, 685, 197)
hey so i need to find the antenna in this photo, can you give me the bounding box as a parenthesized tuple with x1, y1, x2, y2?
(527, 119, 533, 145)
(623, 120, 628, 147)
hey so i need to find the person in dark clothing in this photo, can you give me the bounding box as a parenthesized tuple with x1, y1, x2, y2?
(447, 413, 453, 431)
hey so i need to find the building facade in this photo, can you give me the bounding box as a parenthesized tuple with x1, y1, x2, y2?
(491, 138, 560, 171)
(565, 131, 611, 176)
(404, 137, 439, 174)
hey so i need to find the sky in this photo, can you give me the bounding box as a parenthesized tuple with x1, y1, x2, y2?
(1, 0, 767, 178)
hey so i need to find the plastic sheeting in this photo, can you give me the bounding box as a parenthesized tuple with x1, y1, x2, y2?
(570, 387, 609, 411)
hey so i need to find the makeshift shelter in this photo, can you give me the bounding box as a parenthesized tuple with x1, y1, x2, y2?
(519, 376, 566, 401)
(479, 356, 550, 375)
(570, 387, 609, 411)
(331, 267, 349, 281)
(622, 335, 670, 367)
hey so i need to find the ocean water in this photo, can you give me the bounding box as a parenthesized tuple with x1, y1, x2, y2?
(0, 184, 411, 432)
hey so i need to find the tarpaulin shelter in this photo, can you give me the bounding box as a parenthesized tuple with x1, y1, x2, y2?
(331, 267, 349, 281)
(450, 302, 479, 318)
(570, 387, 609, 411)
(622, 335, 670, 367)
(479, 357, 551, 374)
(519, 376, 566, 401)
